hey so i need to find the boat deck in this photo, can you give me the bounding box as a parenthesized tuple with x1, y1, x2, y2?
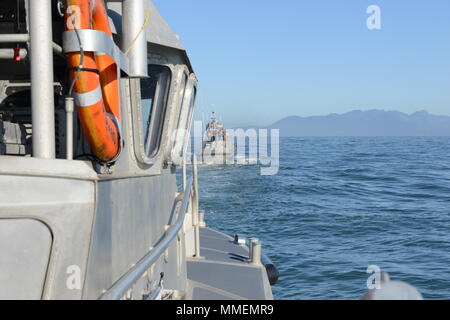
(185, 227, 273, 300)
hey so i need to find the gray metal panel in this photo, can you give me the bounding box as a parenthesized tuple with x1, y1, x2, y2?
(107, 1, 185, 51)
(187, 260, 269, 300)
(145, 1, 185, 51)
(186, 228, 274, 300)
(83, 169, 187, 299)
(0, 164, 96, 299)
(0, 156, 96, 180)
(0, 219, 52, 300)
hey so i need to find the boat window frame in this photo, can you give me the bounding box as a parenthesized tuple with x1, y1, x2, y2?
(170, 74, 197, 166)
(131, 64, 172, 165)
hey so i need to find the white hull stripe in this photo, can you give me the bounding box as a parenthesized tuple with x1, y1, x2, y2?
(73, 85, 103, 107)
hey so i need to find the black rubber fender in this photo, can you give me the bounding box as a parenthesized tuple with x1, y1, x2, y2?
(262, 255, 279, 285)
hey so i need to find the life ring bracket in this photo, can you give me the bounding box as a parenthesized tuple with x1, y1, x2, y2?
(63, 29, 129, 75)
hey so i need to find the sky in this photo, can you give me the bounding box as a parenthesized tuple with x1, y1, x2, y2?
(153, 0, 450, 127)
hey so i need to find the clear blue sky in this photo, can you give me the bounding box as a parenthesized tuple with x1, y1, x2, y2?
(153, 0, 450, 127)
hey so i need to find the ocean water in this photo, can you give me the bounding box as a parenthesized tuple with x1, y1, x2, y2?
(196, 137, 450, 300)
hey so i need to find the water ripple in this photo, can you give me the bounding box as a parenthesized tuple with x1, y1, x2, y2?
(197, 137, 450, 300)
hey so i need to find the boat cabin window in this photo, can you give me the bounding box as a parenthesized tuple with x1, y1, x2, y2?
(186, 86, 197, 133)
(177, 80, 196, 140)
(171, 77, 196, 165)
(174, 72, 188, 134)
(138, 65, 171, 159)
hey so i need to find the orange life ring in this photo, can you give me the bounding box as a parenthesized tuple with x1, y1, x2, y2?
(65, 0, 120, 162)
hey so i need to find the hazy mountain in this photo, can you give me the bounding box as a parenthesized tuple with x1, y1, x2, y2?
(270, 110, 450, 136)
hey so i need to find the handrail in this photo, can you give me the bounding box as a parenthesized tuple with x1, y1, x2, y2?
(192, 154, 201, 258)
(100, 176, 194, 300)
(0, 33, 63, 56)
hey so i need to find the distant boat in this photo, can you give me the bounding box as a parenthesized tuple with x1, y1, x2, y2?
(202, 112, 234, 163)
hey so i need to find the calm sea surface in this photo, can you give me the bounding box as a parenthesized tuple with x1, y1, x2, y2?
(196, 137, 450, 300)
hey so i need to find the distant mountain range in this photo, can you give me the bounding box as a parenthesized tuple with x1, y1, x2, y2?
(268, 110, 450, 136)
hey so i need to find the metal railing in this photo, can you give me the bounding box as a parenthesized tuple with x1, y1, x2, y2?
(182, 154, 201, 258)
(192, 155, 201, 258)
(100, 175, 195, 300)
(0, 34, 63, 55)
